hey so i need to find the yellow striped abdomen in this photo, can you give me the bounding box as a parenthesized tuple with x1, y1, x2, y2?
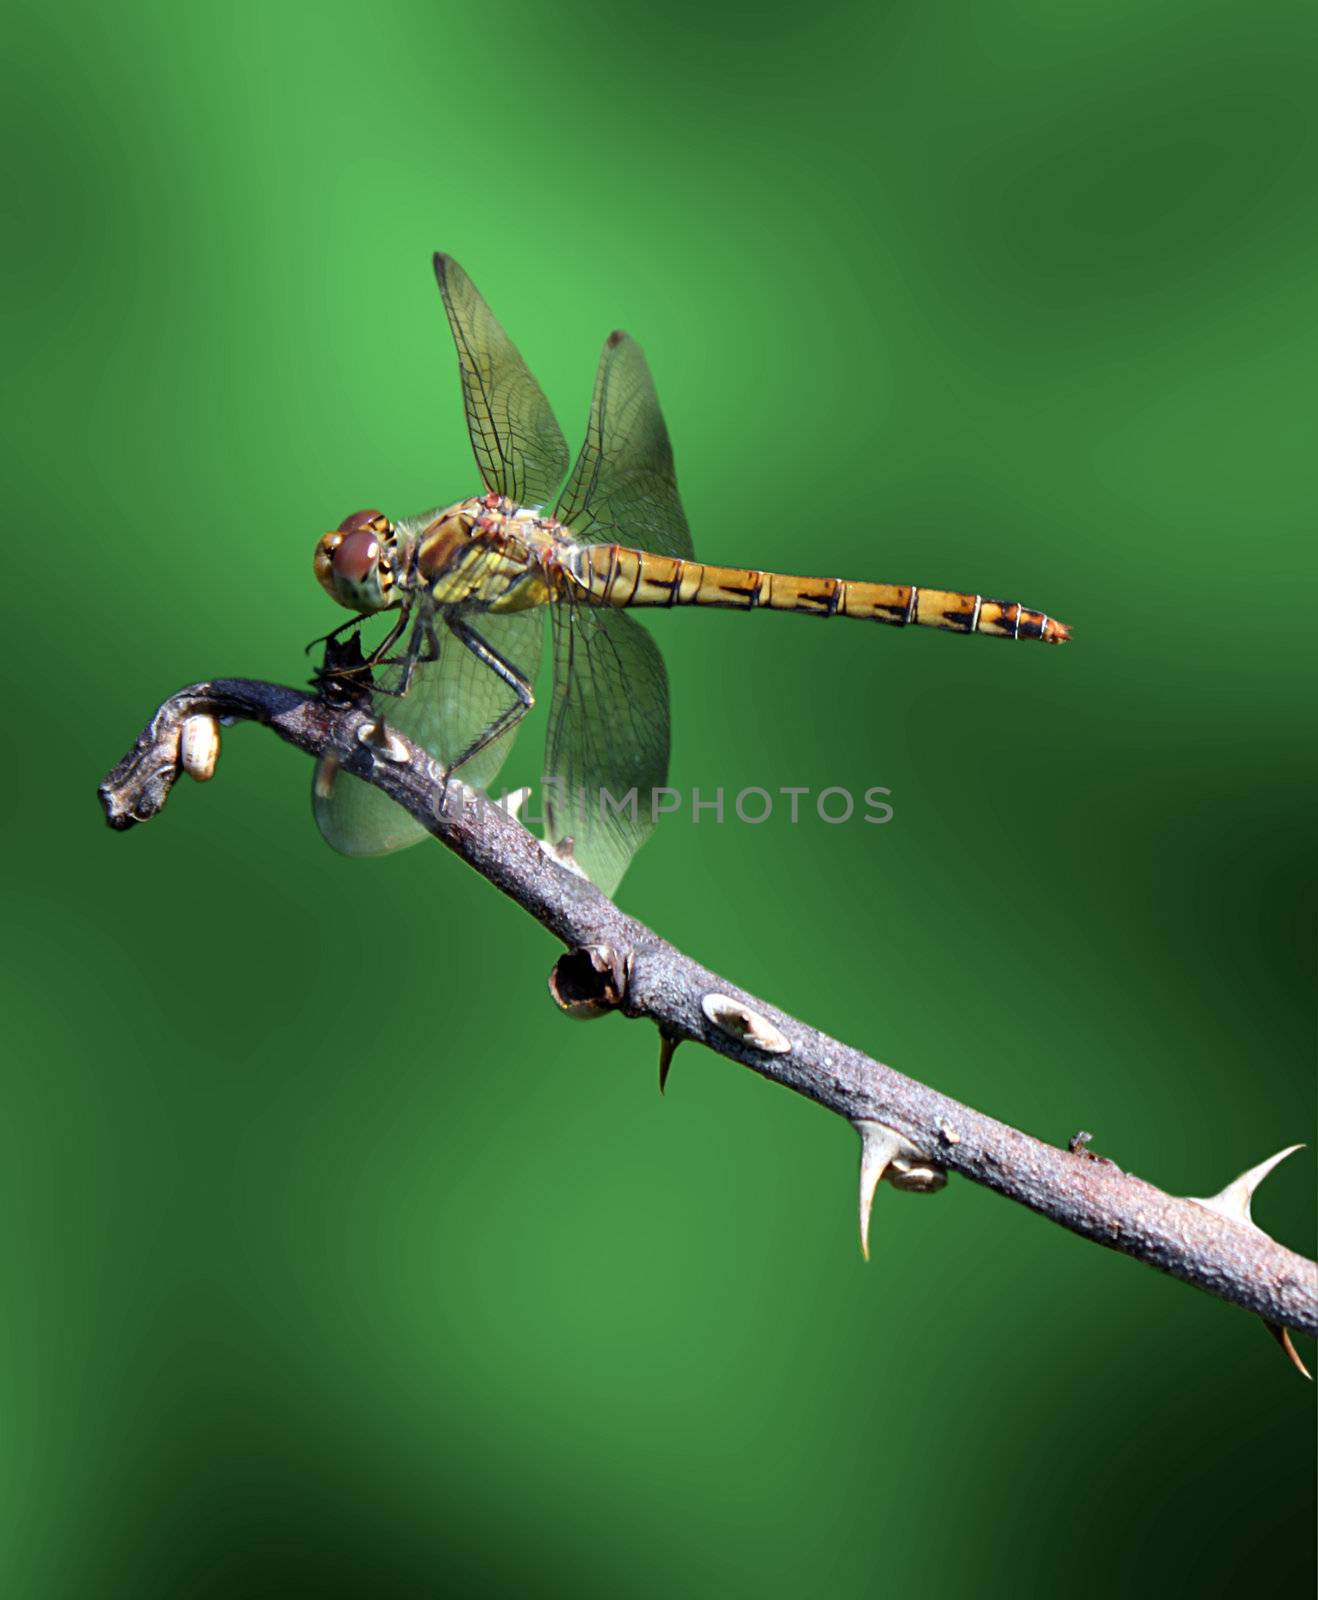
(572, 545, 1070, 643)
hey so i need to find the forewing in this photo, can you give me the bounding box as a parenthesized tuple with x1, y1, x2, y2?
(433, 253, 570, 509)
(555, 332, 694, 561)
(312, 608, 544, 857)
(543, 604, 670, 897)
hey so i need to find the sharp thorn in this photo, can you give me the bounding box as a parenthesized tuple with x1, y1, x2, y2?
(1263, 1320, 1312, 1381)
(1189, 1144, 1305, 1230)
(498, 786, 532, 822)
(357, 718, 408, 763)
(854, 1120, 904, 1262)
(657, 1030, 679, 1095)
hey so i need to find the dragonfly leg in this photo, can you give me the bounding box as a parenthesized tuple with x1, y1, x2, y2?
(366, 607, 441, 699)
(442, 616, 536, 776)
(408, 609, 444, 685)
(309, 608, 415, 694)
(365, 609, 410, 669)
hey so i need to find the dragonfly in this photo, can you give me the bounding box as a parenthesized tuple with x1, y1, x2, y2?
(312, 253, 1070, 895)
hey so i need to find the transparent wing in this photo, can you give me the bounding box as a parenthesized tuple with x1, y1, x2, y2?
(433, 253, 570, 509)
(555, 331, 694, 561)
(312, 748, 429, 858)
(404, 607, 544, 785)
(543, 603, 670, 897)
(313, 607, 544, 858)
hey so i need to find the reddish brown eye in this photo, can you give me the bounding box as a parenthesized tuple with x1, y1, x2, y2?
(333, 528, 380, 583)
(337, 509, 385, 536)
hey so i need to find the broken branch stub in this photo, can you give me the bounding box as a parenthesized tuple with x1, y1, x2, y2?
(548, 944, 629, 1020)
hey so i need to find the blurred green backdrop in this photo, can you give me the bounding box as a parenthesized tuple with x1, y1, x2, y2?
(4, 0, 1314, 1593)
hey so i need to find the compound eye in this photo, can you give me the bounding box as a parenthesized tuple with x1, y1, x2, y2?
(333, 527, 381, 583)
(337, 509, 386, 536)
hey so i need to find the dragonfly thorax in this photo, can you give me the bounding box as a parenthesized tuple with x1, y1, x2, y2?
(315, 510, 403, 614)
(414, 497, 487, 585)
(414, 495, 554, 610)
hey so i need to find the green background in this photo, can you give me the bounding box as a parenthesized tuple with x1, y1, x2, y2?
(5, 0, 1314, 1593)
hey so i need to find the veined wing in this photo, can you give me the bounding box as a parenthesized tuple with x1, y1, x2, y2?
(555, 331, 694, 561)
(313, 606, 544, 857)
(433, 253, 570, 510)
(543, 604, 669, 897)
(543, 331, 691, 893)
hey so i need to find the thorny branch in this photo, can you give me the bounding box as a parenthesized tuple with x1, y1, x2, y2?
(99, 677, 1317, 1359)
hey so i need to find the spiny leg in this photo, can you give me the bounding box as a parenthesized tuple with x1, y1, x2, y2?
(442, 616, 536, 780)
(368, 605, 442, 700)
(384, 608, 440, 698)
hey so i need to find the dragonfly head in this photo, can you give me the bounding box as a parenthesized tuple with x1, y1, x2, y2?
(315, 510, 401, 613)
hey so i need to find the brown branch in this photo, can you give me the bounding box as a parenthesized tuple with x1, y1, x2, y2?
(99, 678, 1318, 1343)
